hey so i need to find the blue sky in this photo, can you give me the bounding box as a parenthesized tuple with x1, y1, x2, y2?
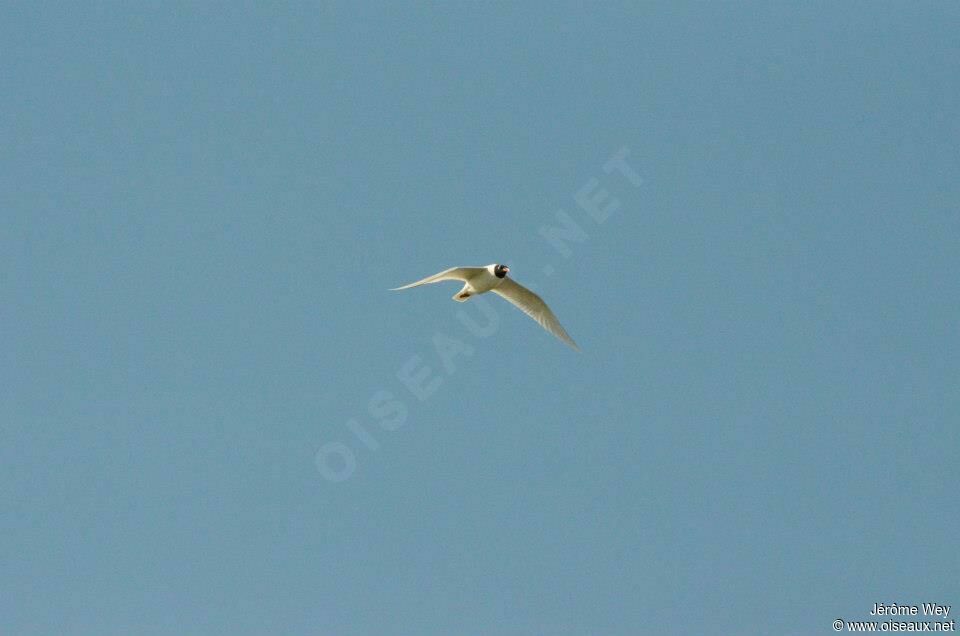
(2, 3, 958, 635)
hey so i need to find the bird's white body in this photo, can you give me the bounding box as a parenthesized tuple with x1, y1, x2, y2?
(390, 263, 580, 350)
(454, 264, 506, 299)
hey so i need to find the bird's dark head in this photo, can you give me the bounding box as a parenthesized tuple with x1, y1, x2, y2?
(494, 264, 510, 278)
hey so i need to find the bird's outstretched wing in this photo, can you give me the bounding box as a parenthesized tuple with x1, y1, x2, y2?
(492, 278, 580, 351)
(390, 267, 485, 291)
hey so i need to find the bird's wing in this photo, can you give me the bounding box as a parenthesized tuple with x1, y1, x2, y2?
(492, 278, 580, 351)
(390, 267, 485, 291)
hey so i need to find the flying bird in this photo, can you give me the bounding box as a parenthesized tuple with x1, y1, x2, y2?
(391, 264, 580, 351)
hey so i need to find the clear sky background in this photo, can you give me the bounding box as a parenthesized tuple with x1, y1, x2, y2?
(2, 3, 958, 635)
